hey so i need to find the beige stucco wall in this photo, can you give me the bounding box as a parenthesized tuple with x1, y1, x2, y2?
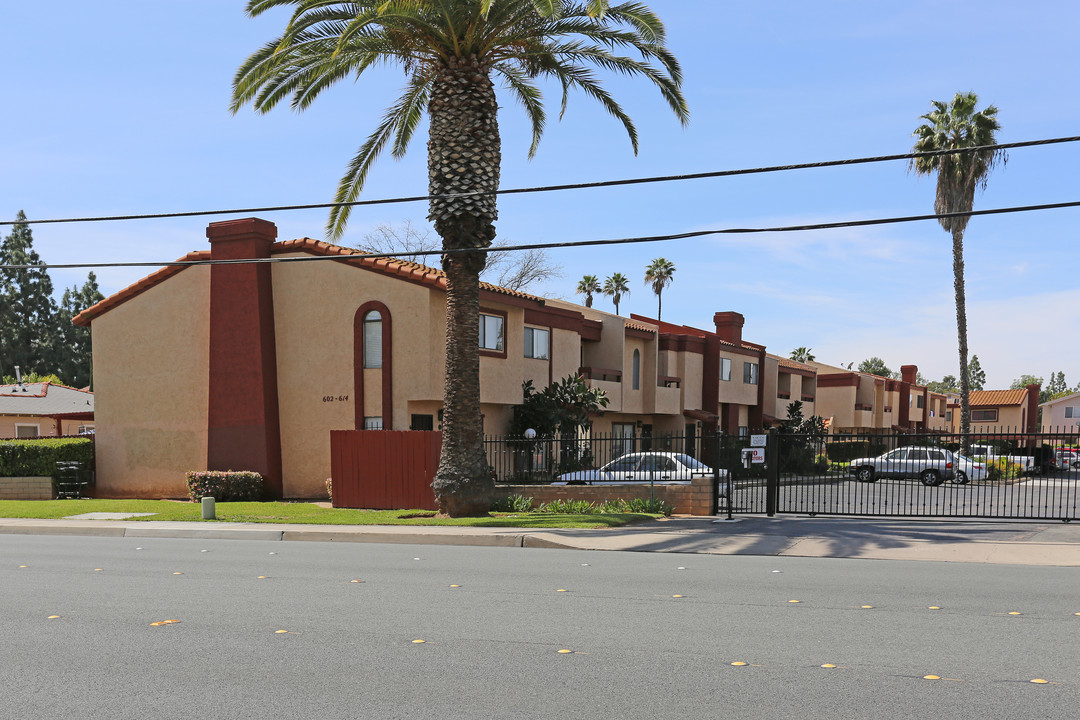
(816, 384, 856, 429)
(92, 266, 211, 498)
(1041, 394, 1080, 432)
(0, 415, 59, 438)
(719, 352, 758, 406)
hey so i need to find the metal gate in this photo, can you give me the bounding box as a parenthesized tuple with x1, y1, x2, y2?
(719, 429, 1080, 521)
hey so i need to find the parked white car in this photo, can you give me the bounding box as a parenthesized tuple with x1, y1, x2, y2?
(849, 446, 956, 486)
(554, 452, 725, 486)
(951, 454, 987, 484)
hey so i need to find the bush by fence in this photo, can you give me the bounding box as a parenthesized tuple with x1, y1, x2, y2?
(185, 471, 264, 502)
(824, 440, 888, 463)
(0, 437, 94, 477)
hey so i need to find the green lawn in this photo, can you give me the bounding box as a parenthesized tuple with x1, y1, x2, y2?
(0, 499, 658, 529)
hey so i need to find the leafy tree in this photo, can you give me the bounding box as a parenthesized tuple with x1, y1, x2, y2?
(789, 347, 815, 363)
(1010, 374, 1043, 391)
(53, 273, 104, 388)
(509, 375, 609, 473)
(926, 374, 959, 394)
(0, 211, 59, 379)
(644, 257, 676, 320)
(776, 401, 826, 473)
(232, 0, 687, 516)
(576, 275, 601, 308)
(1, 370, 63, 385)
(857, 357, 894, 378)
(967, 355, 986, 391)
(357, 221, 561, 292)
(910, 92, 1004, 438)
(602, 273, 630, 315)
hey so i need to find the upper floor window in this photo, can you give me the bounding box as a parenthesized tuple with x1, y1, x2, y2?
(971, 409, 998, 422)
(363, 310, 382, 368)
(524, 327, 549, 359)
(917, 395, 924, 409)
(479, 313, 504, 352)
(743, 361, 758, 385)
(720, 358, 732, 382)
(1066, 407, 1078, 418)
(632, 349, 641, 390)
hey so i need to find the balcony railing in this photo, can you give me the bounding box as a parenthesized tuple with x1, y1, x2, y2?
(777, 392, 791, 400)
(855, 403, 873, 411)
(801, 395, 815, 403)
(657, 375, 682, 388)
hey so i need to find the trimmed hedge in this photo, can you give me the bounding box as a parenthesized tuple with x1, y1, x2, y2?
(0, 438, 94, 477)
(185, 471, 264, 502)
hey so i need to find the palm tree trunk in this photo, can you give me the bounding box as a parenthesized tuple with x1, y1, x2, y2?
(952, 226, 971, 443)
(427, 55, 500, 516)
(657, 289, 662, 321)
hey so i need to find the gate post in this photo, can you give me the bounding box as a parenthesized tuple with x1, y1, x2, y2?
(766, 430, 780, 517)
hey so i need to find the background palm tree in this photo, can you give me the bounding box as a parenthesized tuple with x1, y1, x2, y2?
(576, 275, 601, 308)
(911, 92, 1004, 439)
(602, 272, 630, 315)
(231, 1, 688, 516)
(789, 347, 815, 364)
(644, 258, 675, 320)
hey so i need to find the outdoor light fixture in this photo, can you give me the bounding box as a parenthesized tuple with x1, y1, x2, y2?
(524, 428, 537, 439)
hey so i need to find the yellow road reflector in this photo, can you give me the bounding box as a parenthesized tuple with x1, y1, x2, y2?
(820, 664, 836, 668)
(1030, 679, 1049, 684)
(94, 568, 103, 572)
(928, 606, 940, 610)
(257, 576, 267, 579)
(557, 649, 573, 654)
(672, 594, 684, 598)
(788, 600, 800, 603)
(173, 572, 183, 575)
(350, 579, 363, 583)
(1008, 611, 1021, 615)
(450, 584, 460, 588)
(47, 615, 60, 619)
(556, 589, 568, 592)
(731, 661, 747, 666)
(275, 630, 289, 634)
(18, 565, 27, 568)
(923, 675, 940, 680)
(150, 622, 165, 626)
(412, 639, 426, 644)
(861, 605, 873, 609)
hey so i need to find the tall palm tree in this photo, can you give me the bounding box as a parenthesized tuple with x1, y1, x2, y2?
(789, 347, 815, 364)
(231, 1, 688, 516)
(911, 92, 1004, 439)
(602, 272, 630, 315)
(644, 257, 675, 320)
(576, 275, 601, 308)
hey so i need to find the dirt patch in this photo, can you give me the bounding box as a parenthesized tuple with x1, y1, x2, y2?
(397, 512, 438, 519)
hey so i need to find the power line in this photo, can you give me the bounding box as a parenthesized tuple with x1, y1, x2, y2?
(3, 135, 1077, 227)
(3, 199, 1077, 271)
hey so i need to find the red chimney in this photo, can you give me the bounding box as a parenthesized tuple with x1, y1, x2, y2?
(713, 312, 744, 345)
(205, 218, 283, 499)
(901, 365, 917, 384)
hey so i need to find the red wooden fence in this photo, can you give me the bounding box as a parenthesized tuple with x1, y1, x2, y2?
(330, 430, 441, 510)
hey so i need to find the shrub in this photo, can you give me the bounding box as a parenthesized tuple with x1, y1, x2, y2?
(185, 470, 264, 502)
(598, 497, 673, 516)
(325, 477, 333, 503)
(0, 438, 94, 477)
(491, 494, 535, 512)
(537, 498, 596, 514)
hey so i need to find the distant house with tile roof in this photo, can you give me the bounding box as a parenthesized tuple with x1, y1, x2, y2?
(947, 385, 1040, 433)
(0, 382, 95, 438)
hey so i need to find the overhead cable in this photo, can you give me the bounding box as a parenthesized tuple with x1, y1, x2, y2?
(2, 135, 1077, 227)
(3, 199, 1077, 271)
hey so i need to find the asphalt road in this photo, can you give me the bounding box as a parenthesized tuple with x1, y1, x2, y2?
(3, 535, 1078, 719)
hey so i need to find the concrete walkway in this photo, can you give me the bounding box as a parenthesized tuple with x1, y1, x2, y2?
(3, 514, 1080, 565)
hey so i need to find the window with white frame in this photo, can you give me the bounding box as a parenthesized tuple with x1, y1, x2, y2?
(15, 424, 39, 438)
(720, 358, 732, 381)
(479, 313, 504, 352)
(523, 327, 549, 359)
(1066, 407, 1078, 418)
(363, 416, 384, 430)
(363, 310, 383, 368)
(743, 361, 758, 385)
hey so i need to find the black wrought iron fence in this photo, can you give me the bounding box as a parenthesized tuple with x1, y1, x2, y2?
(745, 427, 1080, 520)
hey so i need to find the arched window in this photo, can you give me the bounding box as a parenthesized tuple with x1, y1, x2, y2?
(632, 349, 640, 390)
(363, 311, 382, 368)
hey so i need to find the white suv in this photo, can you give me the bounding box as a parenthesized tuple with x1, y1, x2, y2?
(849, 446, 956, 486)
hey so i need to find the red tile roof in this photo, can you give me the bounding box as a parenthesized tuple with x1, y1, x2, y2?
(970, 389, 1029, 407)
(74, 239, 545, 326)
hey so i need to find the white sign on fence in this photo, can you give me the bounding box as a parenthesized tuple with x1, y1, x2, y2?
(750, 434, 767, 447)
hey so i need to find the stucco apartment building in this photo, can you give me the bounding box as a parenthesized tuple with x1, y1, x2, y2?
(947, 386, 1041, 434)
(75, 218, 787, 500)
(808, 362, 949, 434)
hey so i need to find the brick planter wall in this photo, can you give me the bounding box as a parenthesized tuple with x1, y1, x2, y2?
(0, 476, 54, 500)
(498, 475, 717, 516)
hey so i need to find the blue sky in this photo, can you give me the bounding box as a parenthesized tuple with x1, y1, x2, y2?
(3, 1, 1078, 389)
